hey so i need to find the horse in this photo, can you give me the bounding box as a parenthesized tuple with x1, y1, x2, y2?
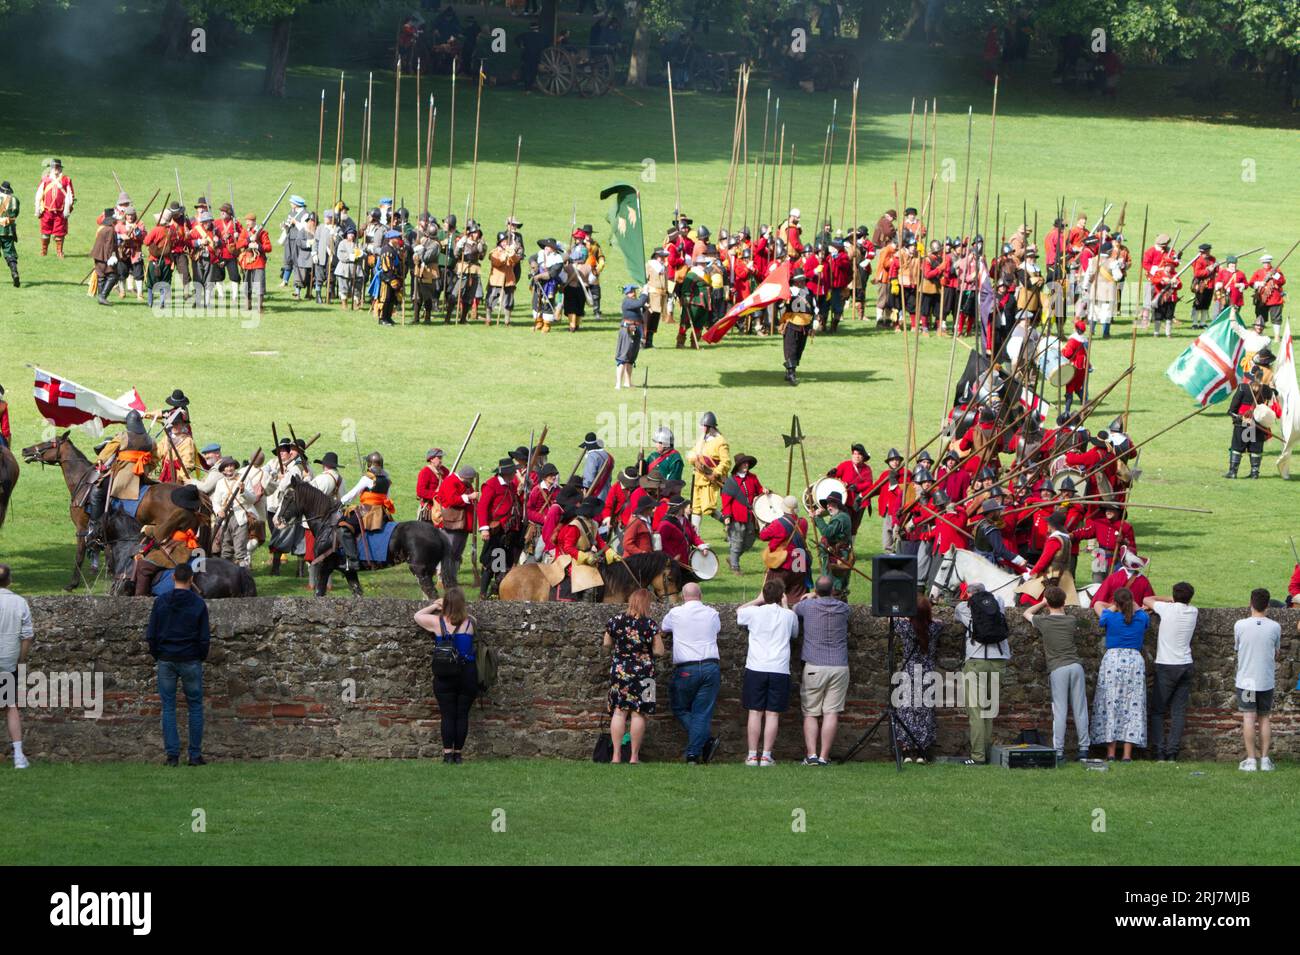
(498, 551, 699, 603)
(275, 475, 445, 598)
(0, 444, 18, 530)
(929, 548, 1099, 608)
(102, 510, 255, 598)
(22, 432, 204, 591)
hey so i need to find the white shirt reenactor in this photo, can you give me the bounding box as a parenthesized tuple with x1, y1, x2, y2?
(211, 457, 263, 567)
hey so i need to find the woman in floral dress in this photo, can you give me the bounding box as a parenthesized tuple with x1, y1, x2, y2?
(893, 595, 943, 762)
(602, 588, 666, 763)
(1090, 587, 1150, 761)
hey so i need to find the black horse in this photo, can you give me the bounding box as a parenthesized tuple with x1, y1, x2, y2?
(103, 510, 256, 598)
(276, 475, 445, 598)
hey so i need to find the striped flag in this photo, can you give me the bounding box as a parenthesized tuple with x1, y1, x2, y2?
(1274, 322, 1300, 479)
(32, 366, 146, 435)
(701, 261, 791, 344)
(1165, 308, 1243, 406)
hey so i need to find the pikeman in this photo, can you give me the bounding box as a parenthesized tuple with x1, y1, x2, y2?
(333, 225, 362, 310)
(1189, 243, 1217, 329)
(415, 448, 448, 523)
(970, 499, 1030, 574)
(410, 216, 442, 324)
(1050, 476, 1087, 575)
(685, 411, 731, 530)
(560, 241, 594, 333)
(453, 220, 487, 324)
(435, 464, 479, 588)
(1226, 363, 1278, 479)
(831, 443, 874, 536)
(486, 229, 521, 324)
(312, 209, 336, 304)
(874, 233, 899, 328)
(955, 236, 982, 337)
(153, 389, 199, 483)
(898, 465, 938, 578)
(34, 158, 74, 258)
(1014, 246, 1046, 324)
(84, 410, 155, 544)
(1083, 240, 1123, 339)
(212, 457, 262, 569)
(263, 438, 313, 575)
(758, 495, 810, 603)
(919, 240, 947, 336)
(579, 223, 607, 317)
(645, 426, 683, 482)
(1214, 254, 1248, 322)
(813, 490, 854, 597)
(644, 248, 672, 347)
(1025, 510, 1076, 598)
(676, 261, 710, 348)
(375, 229, 405, 326)
(133, 484, 208, 596)
(896, 237, 920, 333)
(854, 225, 878, 322)
(477, 456, 524, 598)
(1250, 252, 1287, 340)
(524, 463, 560, 561)
(720, 453, 765, 576)
(1075, 500, 1137, 584)
(864, 448, 906, 551)
(781, 271, 815, 385)
(1060, 319, 1090, 415)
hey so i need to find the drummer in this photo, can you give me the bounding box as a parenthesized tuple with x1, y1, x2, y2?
(812, 490, 854, 598)
(830, 443, 874, 536)
(655, 495, 710, 569)
(721, 453, 765, 576)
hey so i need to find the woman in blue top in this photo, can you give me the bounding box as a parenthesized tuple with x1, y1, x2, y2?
(414, 587, 478, 764)
(1089, 587, 1149, 761)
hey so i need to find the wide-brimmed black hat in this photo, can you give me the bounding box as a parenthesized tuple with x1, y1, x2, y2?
(820, 490, 844, 507)
(170, 484, 202, 512)
(538, 463, 559, 478)
(577, 497, 603, 518)
(733, 454, 758, 471)
(634, 494, 656, 514)
(314, 452, 342, 469)
(165, 389, 189, 408)
(579, 432, 602, 450)
(496, 457, 518, 473)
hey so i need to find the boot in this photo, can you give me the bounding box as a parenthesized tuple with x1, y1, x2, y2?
(270, 553, 282, 576)
(785, 363, 798, 386)
(6, 259, 17, 288)
(1224, 451, 1241, 478)
(54, 237, 64, 258)
(1249, 454, 1262, 479)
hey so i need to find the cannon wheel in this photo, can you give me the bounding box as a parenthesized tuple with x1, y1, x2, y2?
(536, 46, 576, 96)
(577, 53, 614, 97)
(696, 52, 729, 93)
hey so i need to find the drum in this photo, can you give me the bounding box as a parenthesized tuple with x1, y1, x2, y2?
(1034, 334, 1070, 388)
(1253, 405, 1278, 430)
(689, 547, 719, 580)
(803, 477, 848, 513)
(753, 491, 784, 527)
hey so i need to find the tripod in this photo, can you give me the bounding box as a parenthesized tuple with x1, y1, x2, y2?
(838, 615, 925, 771)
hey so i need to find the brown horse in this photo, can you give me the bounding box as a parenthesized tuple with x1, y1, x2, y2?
(21, 432, 206, 592)
(0, 445, 18, 531)
(498, 551, 698, 603)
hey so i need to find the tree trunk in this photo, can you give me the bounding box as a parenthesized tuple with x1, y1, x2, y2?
(626, 2, 650, 87)
(159, 0, 187, 59)
(540, 0, 559, 45)
(853, 0, 888, 46)
(263, 16, 292, 98)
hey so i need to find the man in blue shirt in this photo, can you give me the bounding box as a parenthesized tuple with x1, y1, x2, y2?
(146, 563, 210, 766)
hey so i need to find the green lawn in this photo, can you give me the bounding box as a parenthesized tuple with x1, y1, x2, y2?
(2, 13, 1298, 605)
(0, 759, 1294, 865)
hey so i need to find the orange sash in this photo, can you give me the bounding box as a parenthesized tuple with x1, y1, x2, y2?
(118, 449, 152, 475)
(359, 491, 395, 513)
(171, 529, 200, 550)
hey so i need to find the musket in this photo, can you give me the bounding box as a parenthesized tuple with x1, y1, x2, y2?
(1175, 221, 1211, 259)
(159, 413, 192, 482)
(1290, 535, 1299, 565)
(211, 450, 262, 548)
(254, 182, 293, 240)
(271, 422, 285, 477)
(450, 413, 481, 473)
(1090, 202, 1112, 233)
(469, 475, 481, 587)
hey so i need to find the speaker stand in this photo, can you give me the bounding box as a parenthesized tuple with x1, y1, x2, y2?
(837, 616, 925, 771)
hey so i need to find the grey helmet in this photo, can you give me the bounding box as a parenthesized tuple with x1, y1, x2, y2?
(914, 466, 934, 484)
(124, 410, 145, 435)
(653, 426, 674, 447)
(365, 451, 384, 469)
(700, 411, 718, 429)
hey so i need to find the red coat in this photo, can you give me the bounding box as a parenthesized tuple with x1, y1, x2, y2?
(1092, 569, 1154, 608)
(928, 509, 967, 555)
(758, 514, 808, 572)
(721, 472, 765, 524)
(435, 472, 474, 529)
(828, 252, 852, 290)
(601, 482, 629, 524)
(0, 400, 9, 445)
(732, 257, 754, 300)
(784, 223, 803, 256)
(1074, 516, 1135, 556)
(1250, 267, 1286, 307)
(622, 516, 655, 556)
(752, 236, 771, 277)
(1151, 269, 1181, 304)
(214, 217, 243, 261)
(866, 473, 905, 519)
(1215, 267, 1247, 307)
(1061, 333, 1088, 396)
(833, 460, 874, 514)
(802, 254, 826, 296)
(654, 515, 701, 563)
(555, 521, 605, 562)
(526, 484, 557, 525)
(477, 474, 520, 530)
(415, 463, 447, 505)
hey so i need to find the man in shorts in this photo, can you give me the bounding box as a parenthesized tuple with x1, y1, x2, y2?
(737, 580, 799, 766)
(1234, 588, 1281, 772)
(794, 576, 851, 764)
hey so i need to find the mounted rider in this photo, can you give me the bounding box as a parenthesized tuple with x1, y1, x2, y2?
(84, 409, 156, 544)
(341, 451, 396, 532)
(132, 483, 208, 596)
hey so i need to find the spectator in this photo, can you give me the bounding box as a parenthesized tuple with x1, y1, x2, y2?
(1235, 588, 1281, 772)
(895, 593, 942, 763)
(414, 587, 479, 763)
(737, 580, 799, 765)
(795, 575, 851, 765)
(954, 582, 1009, 765)
(661, 582, 722, 764)
(602, 588, 665, 764)
(0, 564, 33, 769)
(146, 562, 210, 767)
(1143, 582, 1198, 762)
(1090, 587, 1149, 762)
(1024, 585, 1090, 762)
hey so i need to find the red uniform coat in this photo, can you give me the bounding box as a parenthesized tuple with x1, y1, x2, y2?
(928, 508, 967, 555)
(828, 252, 852, 290)
(526, 484, 557, 525)
(1215, 266, 1247, 308)
(1061, 333, 1088, 396)
(758, 514, 808, 572)
(865, 473, 905, 520)
(601, 482, 629, 525)
(415, 463, 448, 506)
(1073, 516, 1135, 558)
(214, 217, 243, 261)
(1250, 267, 1286, 307)
(654, 515, 702, 563)
(555, 521, 605, 562)
(833, 460, 874, 514)
(435, 472, 474, 530)
(621, 516, 655, 556)
(1092, 569, 1154, 608)
(477, 474, 520, 530)
(721, 472, 765, 524)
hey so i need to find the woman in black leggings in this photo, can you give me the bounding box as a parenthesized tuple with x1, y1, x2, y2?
(414, 587, 478, 763)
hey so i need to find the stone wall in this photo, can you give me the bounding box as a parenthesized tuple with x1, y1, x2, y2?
(17, 597, 1300, 762)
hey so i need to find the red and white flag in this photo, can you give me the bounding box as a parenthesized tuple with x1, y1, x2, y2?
(701, 261, 791, 344)
(32, 366, 146, 436)
(1274, 322, 1300, 479)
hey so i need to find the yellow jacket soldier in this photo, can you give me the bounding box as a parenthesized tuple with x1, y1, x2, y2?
(685, 411, 731, 529)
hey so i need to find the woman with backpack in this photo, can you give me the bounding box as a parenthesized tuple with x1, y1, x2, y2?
(415, 587, 479, 763)
(602, 588, 665, 763)
(1090, 587, 1150, 762)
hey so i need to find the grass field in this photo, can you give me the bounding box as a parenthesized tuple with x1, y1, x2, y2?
(1, 758, 1295, 865)
(1, 7, 1298, 605)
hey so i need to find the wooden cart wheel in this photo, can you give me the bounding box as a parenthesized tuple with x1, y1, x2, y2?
(697, 53, 728, 93)
(577, 53, 613, 97)
(536, 46, 576, 96)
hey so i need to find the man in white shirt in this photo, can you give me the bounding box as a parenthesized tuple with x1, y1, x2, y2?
(1234, 588, 1281, 772)
(737, 580, 799, 766)
(1143, 581, 1198, 761)
(0, 564, 33, 769)
(212, 457, 262, 568)
(954, 583, 1009, 765)
(660, 582, 722, 764)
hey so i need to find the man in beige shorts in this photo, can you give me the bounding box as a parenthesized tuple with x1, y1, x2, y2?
(794, 576, 852, 764)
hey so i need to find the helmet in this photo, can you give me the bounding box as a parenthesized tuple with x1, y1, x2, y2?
(124, 410, 145, 435)
(914, 467, 934, 484)
(929, 240, 941, 253)
(700, 411, 717, 429)
(653, 426, 674, 447)
(366, 451, 384, 469)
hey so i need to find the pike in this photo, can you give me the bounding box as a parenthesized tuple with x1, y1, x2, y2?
(1125, 203, 1150, 422)
(111, 169, 125, 195)
(983, 75, 998, 240)
(390, 55, 401, 216)
(901, 97, 916, 215)
(446, 58, 457, 221)
(332, 72, 345, 208)
(414, 60, 421, 203)
(1090, 201, 1113, 233)
(173, 168, 185, 208)
(468, 66, 485, 220)
(959, 105, 973, 239)
(769, 100, 781, 226)
(840, 81, 858, 224)
(757, 88, 771, 232)
(508, 134, 522, 223)
(423, 96, 436, 217)
(667, 61, 681, 216)
(360, 72, 373, 211)
(637, 368, 650, 472)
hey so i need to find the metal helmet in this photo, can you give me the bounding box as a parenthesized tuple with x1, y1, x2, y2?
(914, 467, 934, 484)
(366, 451, 384, 469)
(929, 239, 942, 253)
(931, 489, 950, 508)
(125, 410, 145, 435)
(700, 411, 718, 429)
(653, 426, 674, 447)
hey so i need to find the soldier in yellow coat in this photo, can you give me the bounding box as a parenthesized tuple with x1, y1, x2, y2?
(685, 411, 731, 530)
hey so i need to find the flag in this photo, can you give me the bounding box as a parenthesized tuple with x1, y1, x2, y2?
(32, 366, 146, 435)
(1019, 387, 1054, 426)
(1164, 308, 1243, 406)
(600, 182, 646, 283)
(701, 262, 792, 344)
(1274, 321, 1300, 479)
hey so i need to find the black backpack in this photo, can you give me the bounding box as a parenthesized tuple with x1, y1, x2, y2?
(592, 735, 631, 763)
(967, 590, 1009, 646)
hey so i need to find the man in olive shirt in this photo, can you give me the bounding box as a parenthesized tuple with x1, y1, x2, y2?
(1024, 585, 1090, 761)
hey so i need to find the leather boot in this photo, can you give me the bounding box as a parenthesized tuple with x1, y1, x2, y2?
(7, 259, 19, 288)
(1224, 451, 1241, 478)
(1249, 454, 1262, 478)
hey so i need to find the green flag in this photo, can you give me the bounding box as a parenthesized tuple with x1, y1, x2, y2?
(1165, 308, 1244, 406)
(600, 182, 646, 283)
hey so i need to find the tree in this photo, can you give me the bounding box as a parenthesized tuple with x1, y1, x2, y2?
(185, 0, 306, 97)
